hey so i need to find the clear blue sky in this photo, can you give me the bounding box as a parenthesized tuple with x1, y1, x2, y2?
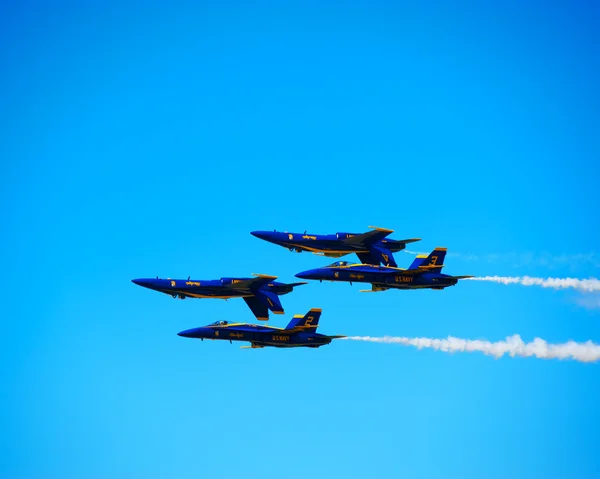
(2, 1, 599, 478)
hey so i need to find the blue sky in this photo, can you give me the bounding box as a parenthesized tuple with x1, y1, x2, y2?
(2, 1, 599, 478)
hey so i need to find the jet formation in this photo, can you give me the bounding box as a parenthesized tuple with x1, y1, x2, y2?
(133, 226, 471, 349)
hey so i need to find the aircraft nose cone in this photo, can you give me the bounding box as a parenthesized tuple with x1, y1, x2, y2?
(177, 328, 196, 338)
(295, 269, 318, 280)
(178, 327, 211, 339)
(251, 231, 270, 240)
(132, 278, 165, 291)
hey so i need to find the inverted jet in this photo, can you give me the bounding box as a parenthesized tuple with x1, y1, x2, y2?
(251, 226, 420, 266)
(132, 274, 306, 320)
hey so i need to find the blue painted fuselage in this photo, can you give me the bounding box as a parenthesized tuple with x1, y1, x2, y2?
(131, 277, 296, 299)
(132, 275, 306, 320)
(178, 322, 337, 348)
(296, 264, 459, 290)
(252, 231, 407, 256)
(251, 228, 420, 267)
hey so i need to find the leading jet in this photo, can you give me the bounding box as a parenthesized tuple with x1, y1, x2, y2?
(251, 226, 420, 267)
(295, 248, 473, 291)
(131, 274, 306, 321)
(177, 308, 345, 349)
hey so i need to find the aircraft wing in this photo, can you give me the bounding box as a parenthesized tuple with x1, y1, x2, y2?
(342, 226, 394, 246)
(230, 273, 278, 289)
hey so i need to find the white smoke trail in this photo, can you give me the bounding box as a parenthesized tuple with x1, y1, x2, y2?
(465, 276, 600, 293)
(343, 335, 600, 363)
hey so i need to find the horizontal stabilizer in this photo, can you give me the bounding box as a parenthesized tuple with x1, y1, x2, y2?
(397, 238, 422, 244)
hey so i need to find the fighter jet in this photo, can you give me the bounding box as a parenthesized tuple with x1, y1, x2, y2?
(295, 248, 473, 291)
(131, 274, 306, 320)
(251, 226, 420, 267)
(177, 308, 345, 348)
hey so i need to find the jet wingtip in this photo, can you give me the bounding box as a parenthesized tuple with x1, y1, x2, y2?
(367, 225, 394, 233)
(251, 273, 278, 279)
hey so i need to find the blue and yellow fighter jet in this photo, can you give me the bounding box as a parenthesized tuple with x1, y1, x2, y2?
(131, 274, 306, 320)
(251, 226, 420, 267)
(177, 308, 345, 349)
(295, 248, 473, 291)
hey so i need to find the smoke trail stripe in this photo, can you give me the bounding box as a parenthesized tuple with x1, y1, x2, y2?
(465, 276, 600, 293)
(342, 335, 600, 363)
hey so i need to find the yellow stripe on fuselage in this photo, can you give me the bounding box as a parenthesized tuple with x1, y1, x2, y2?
(206, 323, 286, 330)
(288, 243, 362, 255)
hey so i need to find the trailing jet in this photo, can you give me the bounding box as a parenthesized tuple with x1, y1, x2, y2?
(251, 226, 420, 267)
(295, 248, 473, 291)
(177, 308, 345, 349)
(131, 274, 306, 320)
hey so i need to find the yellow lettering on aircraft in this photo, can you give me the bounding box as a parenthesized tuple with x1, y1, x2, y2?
(215, 331, 220, 336)
(302, 235, 317, 240)
(231, 279, 243, 284)
(382, 254, 389, 263)
(230, 332, 243, 339)
(334, 272, 340, 278)
(272, 335, 290, 342)
(395, 276, 414, 283)
(349, 274, 365, 280)
(305, 316, 315, 325)
(430, 256, 438, 265)
(185, 281, 201, 286)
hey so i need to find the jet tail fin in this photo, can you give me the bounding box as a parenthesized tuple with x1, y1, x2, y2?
(285, 308, 322, 332)
(254, 288, 285, 315)
(407, 254, 429, 270)
(357, 244, 397, 267)
(417, 248, 447, 273)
